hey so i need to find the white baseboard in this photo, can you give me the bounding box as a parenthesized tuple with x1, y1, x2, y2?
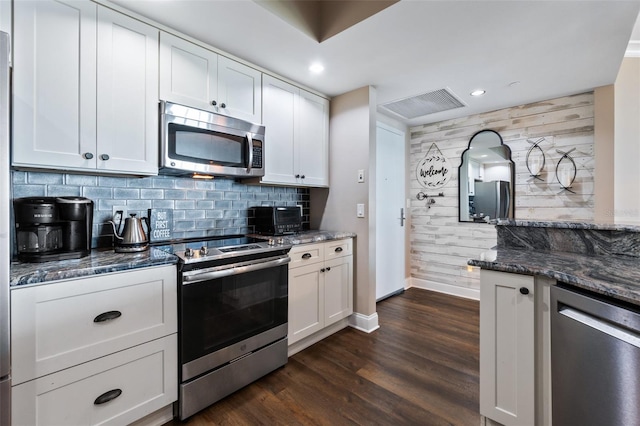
(348, 311, 380, 333)
(409, 277, 480, 301)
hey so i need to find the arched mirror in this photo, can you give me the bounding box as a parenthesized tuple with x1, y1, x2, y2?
(459, 130, 515, 223)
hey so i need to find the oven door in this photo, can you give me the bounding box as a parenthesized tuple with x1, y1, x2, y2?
(180, 255, 289, 381)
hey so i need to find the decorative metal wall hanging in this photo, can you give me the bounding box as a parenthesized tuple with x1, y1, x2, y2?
(525, 137, 546, 181)
(416, 191, 444, 209)
(555, 148, 577, 193)
(416, 143, 452, 189)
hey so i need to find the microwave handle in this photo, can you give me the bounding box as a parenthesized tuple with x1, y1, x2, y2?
(247, 133, 254, 173)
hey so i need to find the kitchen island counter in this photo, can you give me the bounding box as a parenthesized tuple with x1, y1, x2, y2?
(468, 219, 640, 306)
(10, 248, 178, 287)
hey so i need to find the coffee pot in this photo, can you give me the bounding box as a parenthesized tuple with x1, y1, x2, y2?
(109, 212, 149, 253)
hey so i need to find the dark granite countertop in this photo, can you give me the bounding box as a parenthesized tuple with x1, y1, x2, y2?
(11, 230, 355, 288)
(10, 248, 178, 287)
(470, 220, 640, 306)
(249, 230, 356, 245)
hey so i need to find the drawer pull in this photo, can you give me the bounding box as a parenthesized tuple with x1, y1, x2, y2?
(335, 247, 343, 253)
(94, 310, 122, 323)
(302, 253, 312, 259)
(94, 389, 122, 405)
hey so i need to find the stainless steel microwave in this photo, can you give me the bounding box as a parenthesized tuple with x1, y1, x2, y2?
(159, 101, 265, 178)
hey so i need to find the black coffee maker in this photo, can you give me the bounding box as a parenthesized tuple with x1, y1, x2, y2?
(13, 196, 94, 262)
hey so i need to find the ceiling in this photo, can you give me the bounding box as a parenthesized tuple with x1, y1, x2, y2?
(112, 0, 640, 127)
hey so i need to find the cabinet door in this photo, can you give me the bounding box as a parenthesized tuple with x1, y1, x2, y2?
(218, 56, 262, 123)
(13, 0, 97, 169)
(288, 263, 324, 345)
(324, 255, 353, 326)
(12, 335, 177, 426)
(159, 31, 217, 111)
(297, 89, 329, 187)
(261, 75, 298, 185)
(96, 7, 158, 175)
(480, 270, 535, 426)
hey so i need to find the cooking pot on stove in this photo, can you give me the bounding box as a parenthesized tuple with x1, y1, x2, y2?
(109, 212, 149, 253)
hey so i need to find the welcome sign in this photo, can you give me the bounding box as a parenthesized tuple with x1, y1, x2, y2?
(416, 143, 452, 189)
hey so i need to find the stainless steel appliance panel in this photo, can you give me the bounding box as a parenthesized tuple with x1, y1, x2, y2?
(474, 180, 510, 220)
(179, 338, 287, 420)
(551, 284, 640, 426)
(0, 30, 10, 426)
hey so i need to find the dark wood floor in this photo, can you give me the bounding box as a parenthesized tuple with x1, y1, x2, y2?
(171, 288, 480, 425)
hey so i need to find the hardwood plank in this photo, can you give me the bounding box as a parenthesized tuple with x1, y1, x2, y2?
(167, 288, 480, 425)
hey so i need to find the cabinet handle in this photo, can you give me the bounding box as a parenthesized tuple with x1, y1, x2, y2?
(335, 247, 343, 253)
(211, 100, 217, 106)
(301, 253, 312, 259)
(301, 175, 305, 179)
(100, 154, 110, 161)
(295, 174, 301, 178)
(326, 266, 331, 271)
(94, 389, 122, 405)
(321, 268, 325, 272)
(83, 152, 94, 160)
(519, 287, 530, 295)
(220, 103, 226, 108)
(94, 310, 122, 323)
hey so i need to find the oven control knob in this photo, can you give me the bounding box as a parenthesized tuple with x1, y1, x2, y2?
(184, 247, 193, 257)
(200, 246, 208, 256)
(268, 238, 275, 246)
(277, 238, 284, 245)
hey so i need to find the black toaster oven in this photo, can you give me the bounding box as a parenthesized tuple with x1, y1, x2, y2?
(253, 206, 302, 235)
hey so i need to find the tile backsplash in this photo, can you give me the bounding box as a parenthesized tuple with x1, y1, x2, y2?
(11, 171, 310, 248)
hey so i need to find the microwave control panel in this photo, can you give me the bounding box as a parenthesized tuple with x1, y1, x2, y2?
(252, 145, 263, 168)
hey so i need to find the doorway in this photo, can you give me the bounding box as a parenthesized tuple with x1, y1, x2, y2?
(375, 122, 406, 301)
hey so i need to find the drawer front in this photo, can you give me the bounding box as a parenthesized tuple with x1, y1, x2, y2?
(11, 265, 177, 384)
(324, 238, 352, 260)
(12, 334, 178, 426)
(289, 243, 324, 268)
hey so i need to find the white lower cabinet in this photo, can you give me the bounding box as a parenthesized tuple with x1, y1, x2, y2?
(288, 239, 353, 353)
(479, 269, 552, 426)
(12, 335, 177, 426)
(11, 265, 178, 426)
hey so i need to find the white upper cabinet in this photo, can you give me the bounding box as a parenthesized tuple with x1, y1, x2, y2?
(13, 0, 98, 170)
(261, 75, 329, 187)
(96, 7, 158, 175)
(12, 0, 159, 175)
(160, 32, 262, 123)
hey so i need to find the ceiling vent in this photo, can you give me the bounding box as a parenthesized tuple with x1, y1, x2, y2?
(381, 88, 465, 119)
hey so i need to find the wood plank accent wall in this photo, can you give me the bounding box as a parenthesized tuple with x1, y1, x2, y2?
(408, 92, 595, 297)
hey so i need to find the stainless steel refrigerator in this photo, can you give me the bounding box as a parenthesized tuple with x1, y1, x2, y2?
(0, 30, 10, 426)
(474, 180, 511, 220)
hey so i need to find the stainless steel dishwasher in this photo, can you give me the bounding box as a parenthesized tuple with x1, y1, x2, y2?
(551, 284, 640, 426)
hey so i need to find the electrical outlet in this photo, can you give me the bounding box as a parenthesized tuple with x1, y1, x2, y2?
(357, 169, 365, 183)
(112, 205, 127, 219)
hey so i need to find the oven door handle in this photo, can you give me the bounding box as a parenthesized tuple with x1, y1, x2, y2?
(182, 255, 290, 284)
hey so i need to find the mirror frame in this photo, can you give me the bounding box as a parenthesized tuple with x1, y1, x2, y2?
(458, 129, 515, 223)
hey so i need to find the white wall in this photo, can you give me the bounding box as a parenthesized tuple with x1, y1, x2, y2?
(409, 93, 595, 299)
(614, 58, 640, 225)
(311, 86, 377, 319)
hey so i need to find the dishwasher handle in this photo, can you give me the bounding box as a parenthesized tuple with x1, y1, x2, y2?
(559, 306, 640, 349)
(183, 255, 290, 284)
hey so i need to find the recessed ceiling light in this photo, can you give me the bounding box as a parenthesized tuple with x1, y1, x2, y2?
(309, 63, 324, 73)
(470, 89, 486, 97)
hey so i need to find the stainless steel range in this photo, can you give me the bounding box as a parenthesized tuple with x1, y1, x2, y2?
(171, 236, 291, 420)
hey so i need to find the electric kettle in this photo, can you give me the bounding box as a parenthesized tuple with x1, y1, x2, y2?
(109, 212, 149, 253)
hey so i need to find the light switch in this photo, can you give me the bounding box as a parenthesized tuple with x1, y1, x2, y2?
(356, 203, 365, 218)
(357, 169, 365, 183)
